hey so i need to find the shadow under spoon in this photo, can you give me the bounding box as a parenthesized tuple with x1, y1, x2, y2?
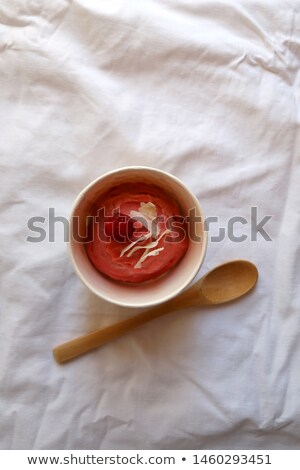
(53, 259, 258, 364)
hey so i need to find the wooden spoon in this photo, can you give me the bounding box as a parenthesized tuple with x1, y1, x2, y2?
(53, 260, 258, 364)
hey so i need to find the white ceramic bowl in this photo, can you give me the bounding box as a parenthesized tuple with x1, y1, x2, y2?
(68, 166, 207, 308)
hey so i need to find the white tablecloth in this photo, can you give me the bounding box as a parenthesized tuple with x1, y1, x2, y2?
(1, 0, 300, 450)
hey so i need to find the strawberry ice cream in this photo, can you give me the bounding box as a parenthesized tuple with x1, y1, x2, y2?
(86, 183, 188, 283)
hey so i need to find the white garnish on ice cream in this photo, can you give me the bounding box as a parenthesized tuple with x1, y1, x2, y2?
(133, 229, 171, 269)
(120, 202, 171, 269)
(139, 202, 157, 220)
(134, 248, 164, 269)
(130, 202, 158, 238)
(126, 229, 171, 258)
(120, 232, 152, 257)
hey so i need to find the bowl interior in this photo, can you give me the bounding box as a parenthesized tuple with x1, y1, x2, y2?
(69, 167, 207, 307)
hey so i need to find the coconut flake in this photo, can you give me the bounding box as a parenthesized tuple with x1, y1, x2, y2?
(130, 202, 159, 238)
(127, 240, 159, 258)
(134, 247, 164, 269)
(129, 210, 151, 232)
(119, 203, 170, 267)
(139, 202, 157, 220)
(119, 232, 152, 257)
(126, 228, 171, 258)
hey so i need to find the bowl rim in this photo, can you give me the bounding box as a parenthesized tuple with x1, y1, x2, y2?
(68, 166, 208, 308)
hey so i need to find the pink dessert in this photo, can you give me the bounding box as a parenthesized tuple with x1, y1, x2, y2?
(86, 183, 189, 283)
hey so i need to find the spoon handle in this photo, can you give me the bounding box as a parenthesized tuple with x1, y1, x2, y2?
(53, 300, 180, 364)
(53, 260, 257, 364)
(53, 281, 211, 363)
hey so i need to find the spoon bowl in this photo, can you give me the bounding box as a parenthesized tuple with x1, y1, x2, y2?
(53, 260, 258, 363)
(184, 259, 258, 307)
